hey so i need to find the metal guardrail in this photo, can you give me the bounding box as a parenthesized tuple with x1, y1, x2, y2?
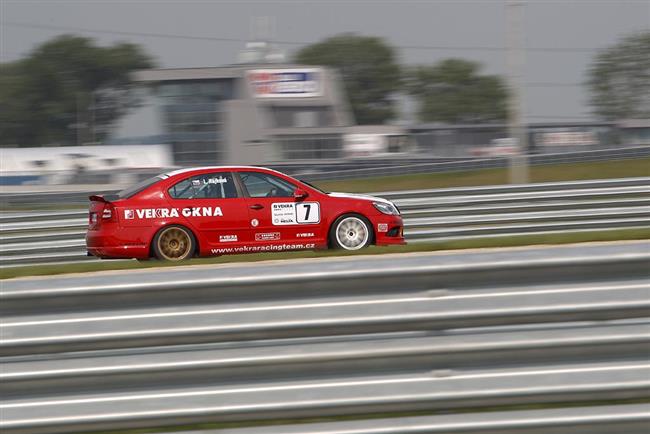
(4, 281, 648, 356)
(3, 362, 648, 434)
(3, 322, 648, 396)
(374, 176, 650, 198)
(0, 243, 649, 433)
(219, 404, 650, 434)
(211, 404, 650, 434)
(2, 242, 648, 312)
(1, 177, 648, 267)
(298, 146, 650, 181)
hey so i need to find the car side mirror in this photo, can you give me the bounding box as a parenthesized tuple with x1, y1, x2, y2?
(293, 188, 308, 200)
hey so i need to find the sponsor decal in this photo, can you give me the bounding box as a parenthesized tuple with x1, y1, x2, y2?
(211, 243, 316, 255)
(377, 223, 389, 233)
(251, 218, 259, 227)
(271, 202, 320, 225)
(122, 207, 223, 220)
(219, 235, 238, 242)
(272, 202, 295, 225)
(207, 176, 228, 184)
(255, 232, 281, 241)
(296, 232, 315, 238)
(180, 207, 223, 218)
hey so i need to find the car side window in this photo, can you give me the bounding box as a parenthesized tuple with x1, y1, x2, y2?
(168, 172, 238, 199)
(240, 172, 296, 198)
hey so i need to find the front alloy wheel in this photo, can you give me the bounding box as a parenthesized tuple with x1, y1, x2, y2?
(153, 225, 195, 261)
(331, 215, 372, 250)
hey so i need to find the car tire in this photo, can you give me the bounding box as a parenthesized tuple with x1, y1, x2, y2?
(152, 225, 196, 261)
(329, 214, 373, 251)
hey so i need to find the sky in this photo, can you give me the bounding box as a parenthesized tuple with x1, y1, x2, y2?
(1, 0, 649, 124)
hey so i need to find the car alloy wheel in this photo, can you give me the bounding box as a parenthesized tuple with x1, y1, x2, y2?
(155, 226, 194, 261)
(334, 216, 370, 250)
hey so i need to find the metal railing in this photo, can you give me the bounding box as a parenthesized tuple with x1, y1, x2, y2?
(298, 146, 650, 181)
(1, 177, 648, 267)
(212, 404, 650, 434)
(1, 242, 649, 433)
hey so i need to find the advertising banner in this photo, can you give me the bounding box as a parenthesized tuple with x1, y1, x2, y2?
(248, 69, 322, 98)
(537, 131, 598, 146)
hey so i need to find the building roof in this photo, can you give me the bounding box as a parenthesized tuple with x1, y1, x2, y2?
(409, 121, 617, 131)
(346, 125, 407, 134)
(133, 64, 329, 82)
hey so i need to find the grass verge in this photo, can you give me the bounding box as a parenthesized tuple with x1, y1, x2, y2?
(316, 157, 650, 192)
(3, 227, 649, 280)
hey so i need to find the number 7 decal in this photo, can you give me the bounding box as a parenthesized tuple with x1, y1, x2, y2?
(296, 202, 320, 224)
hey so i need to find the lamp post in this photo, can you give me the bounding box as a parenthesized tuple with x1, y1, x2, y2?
(506, 0, 529, 184)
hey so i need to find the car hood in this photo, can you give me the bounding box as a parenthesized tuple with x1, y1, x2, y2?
(328, 192, 393, 205)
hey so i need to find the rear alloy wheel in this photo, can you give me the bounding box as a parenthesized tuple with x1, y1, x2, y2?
(153, 225, 195, 261)
(330, 214, 372, 250)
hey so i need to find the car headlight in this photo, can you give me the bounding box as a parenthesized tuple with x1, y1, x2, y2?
(373, 201, 400, 215)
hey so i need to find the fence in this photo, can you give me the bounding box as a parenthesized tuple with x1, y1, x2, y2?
(1, 242, 649, 433)
(214, 405, 650, 434)
(1, 177, 648, 267)
(299, 146, 650, 181)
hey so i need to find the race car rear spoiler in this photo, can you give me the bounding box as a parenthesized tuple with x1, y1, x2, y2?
(89, 194, 120, 203)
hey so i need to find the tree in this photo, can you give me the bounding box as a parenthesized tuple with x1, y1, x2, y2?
(0, 35, 154, 147)
(404, 58, 508, 124)
(587, 32, 650, 121)
(295, 34, 401, 124)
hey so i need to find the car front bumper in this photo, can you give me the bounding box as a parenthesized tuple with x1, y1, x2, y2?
(373, 215, 407, 246)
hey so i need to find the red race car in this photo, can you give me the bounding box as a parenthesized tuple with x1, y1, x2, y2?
(86, 166, 405, 261)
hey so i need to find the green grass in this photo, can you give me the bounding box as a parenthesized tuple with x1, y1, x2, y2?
(315, 157, 650, 193)
(3, 227, 649, 280)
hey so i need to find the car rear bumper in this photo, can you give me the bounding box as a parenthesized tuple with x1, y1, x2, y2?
(86, 230, 149, 259)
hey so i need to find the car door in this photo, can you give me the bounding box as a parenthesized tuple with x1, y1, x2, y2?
(237, 170, 324, 245)
(166, 171, 252, 248)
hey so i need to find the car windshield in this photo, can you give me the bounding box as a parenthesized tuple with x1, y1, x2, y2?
(117, 175, 163, 199)
(299, 179, 328, 194)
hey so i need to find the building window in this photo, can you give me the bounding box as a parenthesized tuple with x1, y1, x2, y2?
(156, 79, 234, 165)
(274, 135, 342, 160)
(295, 110, 317, 128)
(272, 106, 333, 128)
